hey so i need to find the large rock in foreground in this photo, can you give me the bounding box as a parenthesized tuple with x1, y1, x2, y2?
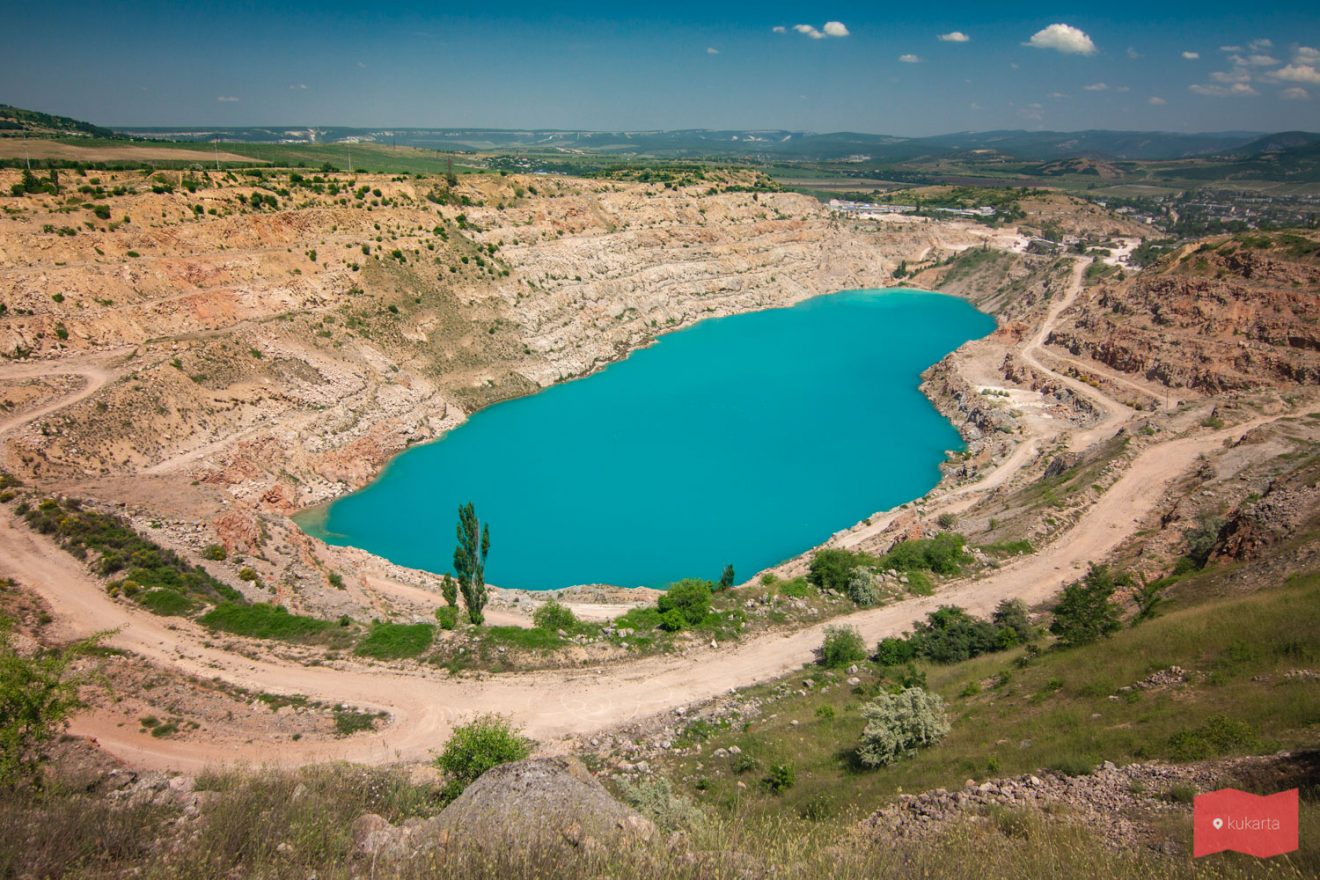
(435, 756, 655, 848)
(351, 757, 654, 862)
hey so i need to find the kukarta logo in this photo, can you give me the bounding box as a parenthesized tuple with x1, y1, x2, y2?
(1193, 788, 1299, 858)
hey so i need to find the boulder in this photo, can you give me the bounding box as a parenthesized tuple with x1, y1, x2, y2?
(433, 756, 655, 849)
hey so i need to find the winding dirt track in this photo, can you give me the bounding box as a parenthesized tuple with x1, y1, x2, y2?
(0, 259, 1262, 771)
(0, 350, 127, 436)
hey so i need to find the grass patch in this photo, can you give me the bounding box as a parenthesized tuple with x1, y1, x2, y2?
(332, 709, 384, 736)
(354, 622, 434, 660)
(979, 540, 1034, 557)
(135, 587, 195, 616)
(198, 603, 335, 643)
(653, 566, 1320, 824)
(481, 625, 565, 650)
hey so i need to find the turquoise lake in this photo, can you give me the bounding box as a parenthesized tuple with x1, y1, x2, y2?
(298, 289, 995, 590)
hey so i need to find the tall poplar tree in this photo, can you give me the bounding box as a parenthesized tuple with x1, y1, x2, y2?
(453, 502, 490, 625)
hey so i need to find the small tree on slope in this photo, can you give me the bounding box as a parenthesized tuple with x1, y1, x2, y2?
(1049, 564, 1123, 648)
(453, 502, 491, 625)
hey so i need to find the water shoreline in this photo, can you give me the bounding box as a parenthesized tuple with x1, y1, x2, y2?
(294, 287, 996, 592)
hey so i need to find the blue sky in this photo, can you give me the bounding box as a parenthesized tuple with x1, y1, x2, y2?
(3, 2, 1318, 134)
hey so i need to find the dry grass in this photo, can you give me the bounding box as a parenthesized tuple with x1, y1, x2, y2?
(1, 766, 1313, 879)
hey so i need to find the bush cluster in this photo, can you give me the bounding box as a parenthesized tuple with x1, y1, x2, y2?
(809, 534, 971, 596)
(876, 600, 1033, 665)
(820, 625, 867, 668)
(19, 497, 241, 615)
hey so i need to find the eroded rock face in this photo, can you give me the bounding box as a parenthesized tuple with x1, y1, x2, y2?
(1212, 479, 1320, 562)
(1047, 235, 1320, 393)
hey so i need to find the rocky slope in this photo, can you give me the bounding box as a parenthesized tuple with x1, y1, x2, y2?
(1046, 232, 1320, 392)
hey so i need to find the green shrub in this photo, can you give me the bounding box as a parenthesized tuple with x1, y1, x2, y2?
(532, 600, 576, 631)
(354, 622, 434, 660)
(614, 777, 707, 833)
(202, 544, 227, 561)
(612, 606, 664, 632)
(1167, 715, 1258, 761)
(858, 687, 951, 767)
(908, 605, 1005, 663)
(761, 763, 795, 794)
(1, 624, 106, 788)
(881, 533, 970, 576)
(991, 598, 1033, 645)
(435, 714, 532, 797)
(776, 576, 814, 598)
(656, 579, 712, 628)
(820, 625, 867, 668)
(846, 568, 882, 606)
(905, 571, 934, 596)
(732, 753, 758, 774)
(875, 635, 917, 666)
(1050, 565, 1123, 648)
(808, 548, 871, 591)
(434, 605, 458, 631)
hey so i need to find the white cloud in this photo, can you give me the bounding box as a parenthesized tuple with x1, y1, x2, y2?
(1281, 87, 1310, 100)
(938, 31, 970, 43)
(1048, 91, 1068, 99)
(1229, 53, 1280, 67)
(1211, 67, 1253, 84)
(1182, 51, 1200, 60)
(289, 83, 308, 90)
(1026, 23, 1097, 55)
(898, 54, 922, 63)
(216, 95, 239, 102)
(355, 61, 368, 69)
(1083, 82, 1109, 91)
(772, 26, 787, 34)
(789, 22, 848, 40)
(1018, 102, 1045, 121)
(1274, 64, 1320, 84)
(1126, 47, 1141, 60)
(706, 47, 719, 55)
(1248, 38, 1273, 51)
(1148, 96, 1167, 105)
(1296, 47, 1320, 64)
(1189, 82, 1258, 96)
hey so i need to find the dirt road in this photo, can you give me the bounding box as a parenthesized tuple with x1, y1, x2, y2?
(0, 350, 129, 436)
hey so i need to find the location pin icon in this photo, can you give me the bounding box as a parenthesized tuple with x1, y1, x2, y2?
(1213, 818, 1224, 830)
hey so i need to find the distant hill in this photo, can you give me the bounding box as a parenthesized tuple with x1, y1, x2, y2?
(914, 129, 1265, 161)
(1227, 130, 1320, 157)
(113, 124, 1286, 164)
(0, 104, 119, 139)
